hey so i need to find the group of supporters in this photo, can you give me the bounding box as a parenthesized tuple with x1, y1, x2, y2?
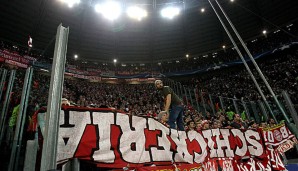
(186, 48, 298, 103)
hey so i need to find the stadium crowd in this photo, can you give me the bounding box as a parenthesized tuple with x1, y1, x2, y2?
(1, 24, 298, 171)
(0, 27, 297, 133)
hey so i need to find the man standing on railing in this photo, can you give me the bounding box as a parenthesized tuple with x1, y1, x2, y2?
(155, 80, 185, 131)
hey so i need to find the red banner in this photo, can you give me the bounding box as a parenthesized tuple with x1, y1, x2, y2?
(262, 123, 298, 153)
(0, 49, 35, 64)
(39, 107, 287, 170)
(5, 59, 28, 68)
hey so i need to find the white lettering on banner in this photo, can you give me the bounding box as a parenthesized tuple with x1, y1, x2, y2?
(56, 110, 270, 167)
(263, 124, 295, 147)
(92, 112, 115, 163)
(245, 130, 263, 156)
(188, 130, 207, 163)
(57, 110, 92, 162)
(5, 59, 28, 68)
(267, 147, 284, 169)
(117, 114, 150, 163)
(231, 129, 247, 157)
(213, 129, 234, 157)
(202, 130, 217, 158)
(0, 49, 34, 64)
(246, 158, 257, 171)
(170, 130, 193, 163)
(147, 118, 172, 162)
(205, 160, 217, 171)
(222, 159, 234, 171)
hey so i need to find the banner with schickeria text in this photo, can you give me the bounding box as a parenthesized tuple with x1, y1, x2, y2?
(54, 107, 288, 170)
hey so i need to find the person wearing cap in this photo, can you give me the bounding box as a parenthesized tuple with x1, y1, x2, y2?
(158, 111, 169, 127)
(155, 80, 185, 130)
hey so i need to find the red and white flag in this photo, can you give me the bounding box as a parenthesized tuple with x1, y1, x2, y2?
(28, 36, 32, 48)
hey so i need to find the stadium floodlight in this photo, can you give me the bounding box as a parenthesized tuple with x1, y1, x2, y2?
(262, 30, 267, 35)
(74, 54, 78, 59)
(161, 7, 180, 19)
(126, 6, 148, 21)
(201, 8, 205, 13)
(95, 1, 122, 21)
(113, 59, 117, 63)
(60, 0, 80, 8)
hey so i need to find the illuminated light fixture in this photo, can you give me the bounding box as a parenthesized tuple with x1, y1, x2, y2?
(74, 54, 78, 59)
(222, 45, 226, 49)
(95, 1, 122, 21)
(186, 54, 189, 58)
(286, 24, 293, 28)
(262, 30, 267, 35)
(113, 59, 117, 63)
(230, 0, 234, 2)
(60, 0, 80, 8)
(126, 6, 147, 21)
(161, 7, 180, 19)
(201, 8, 205, 13)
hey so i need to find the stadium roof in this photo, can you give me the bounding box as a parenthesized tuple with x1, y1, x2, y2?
(0, 0, 297, 63)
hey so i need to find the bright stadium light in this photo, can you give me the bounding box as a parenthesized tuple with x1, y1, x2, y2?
(74, 54, 78, 59)
(262, 30, 267, 35)
(95, 1, 122, 21)
(201, 8, 205, 13)
(113, 59, 117, 63)
(161, 7, 180, 19)
(60, 0, 80, 8)
(126, 6, 148, 21)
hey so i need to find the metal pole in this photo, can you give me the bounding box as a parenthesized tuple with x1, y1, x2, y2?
(8, 67, 33, 171)
(183, 86, 189, 106)
(281, 91, 298, 138)
(214, 0, 289, 124)
(232, 99, 240, 114)
(200, 91, 207, 117)
(250, 101, 261, 123)
(208, 94, 216, 115)
(207, 0, 277, 123)
(40, 24, 69, 171)
(188, 88, 194, 109)
(23, 140, 38, 171)
(173, 82, 179, 96)
(219, 96, 225, 111)
(194, 89, 201, 112)
(241, 99, 251, 120)
(179, 83, 183, 98)
(282, 91, 298, 127)
(258, 100, 269, 122)
(0, 70, 16, 146)
(0, 69, 8, 102)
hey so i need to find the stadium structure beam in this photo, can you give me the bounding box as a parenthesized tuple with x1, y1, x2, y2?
(208, 0, 277, 123)
(40, 24, 69, 171)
